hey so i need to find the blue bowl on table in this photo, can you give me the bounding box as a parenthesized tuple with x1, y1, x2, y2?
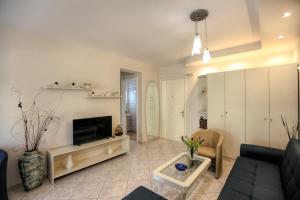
(175, 163, 187, 171)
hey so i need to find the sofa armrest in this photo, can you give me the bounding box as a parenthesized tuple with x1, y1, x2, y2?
(240, 144, 284, 165)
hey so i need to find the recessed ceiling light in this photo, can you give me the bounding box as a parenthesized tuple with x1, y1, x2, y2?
(277, 35, 284, 39)
(282, 12, 291, 18)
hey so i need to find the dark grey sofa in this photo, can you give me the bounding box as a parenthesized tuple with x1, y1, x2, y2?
(218, 139, 300, 200)
(0, 149, 8, 200)
(122, 186, 167, 200)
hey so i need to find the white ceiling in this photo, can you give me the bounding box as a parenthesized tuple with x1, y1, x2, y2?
(0, 0, 299, 66)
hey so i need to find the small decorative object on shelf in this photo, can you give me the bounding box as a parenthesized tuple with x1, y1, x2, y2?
(199, 116, 207, 129)
(53, 81, 59, 87)
(111, 92, 119, 96)
(12, 88, 59, 191)
(64, 155, 74, 170)
(281, 115, 299, 141)
(71, 82, 76, 87)
(175, 163, 188, 171)
(115, 125, 123, 136)
(181, 135, 204, 167)
(87, 92, 122, 98)
(107, 147, 113, 155)
(82, 83, 92, 89)
(200, 87, 207, 96)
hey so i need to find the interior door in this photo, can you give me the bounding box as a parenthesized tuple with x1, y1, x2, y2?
(207, 72, 225, 130)
(224, 70, 246, 158)
(269, 64, 298, 149)
(126, 76, 137, 133)
(161, 79, 185, 141)
(120, 78, 127, 134)
(246, 67, 270, 146)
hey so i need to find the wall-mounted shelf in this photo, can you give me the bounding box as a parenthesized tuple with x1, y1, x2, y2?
(88, 95, 123, 98)
(45, 86, 92, 91)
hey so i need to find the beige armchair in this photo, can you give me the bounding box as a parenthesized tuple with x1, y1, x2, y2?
(191, 129, 224, 178)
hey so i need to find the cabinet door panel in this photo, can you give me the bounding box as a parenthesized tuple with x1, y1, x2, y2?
(224, 70, 245, 158)
(207, 73, 225, 130)
(246, 68, 270, 146)
(269, 64, 298, 149)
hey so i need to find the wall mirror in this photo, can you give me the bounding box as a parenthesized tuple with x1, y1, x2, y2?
(145, 81, 160, 140)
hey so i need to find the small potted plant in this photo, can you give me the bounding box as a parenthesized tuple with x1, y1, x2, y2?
(181, 135, 204, 166)
(12, 88, 59, 191)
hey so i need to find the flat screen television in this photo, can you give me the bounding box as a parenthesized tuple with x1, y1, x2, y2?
(73, 116, 112, 145)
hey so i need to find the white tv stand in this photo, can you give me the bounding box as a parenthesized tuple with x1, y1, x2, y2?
(47, 135, 129, 184)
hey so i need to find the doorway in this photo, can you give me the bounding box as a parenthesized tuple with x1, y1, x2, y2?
(161, 78, 185, 141)
(121, 71, 138, 141)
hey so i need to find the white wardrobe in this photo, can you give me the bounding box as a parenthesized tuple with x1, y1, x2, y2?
(207, 64, 298, 159)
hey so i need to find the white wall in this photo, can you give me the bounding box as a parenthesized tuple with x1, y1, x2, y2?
(159, 63, 185, 80)
(0, 27, 158, 187)
(295, 39, 300, 63)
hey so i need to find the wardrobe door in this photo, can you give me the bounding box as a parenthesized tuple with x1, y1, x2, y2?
(224, 70, 245, 158)
(207, 72, 225, 130)
(269, 64, 298, 149)
(246, 67, 270, 146)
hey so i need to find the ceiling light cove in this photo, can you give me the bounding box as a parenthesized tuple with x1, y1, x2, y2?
(277, 35, 284, 39)
(282, 12, 291, 18)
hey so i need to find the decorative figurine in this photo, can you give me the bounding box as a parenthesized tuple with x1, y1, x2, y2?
(64, 155, 74, 170)
(114, 125, 123, 136)
(53, 81, 59, 87)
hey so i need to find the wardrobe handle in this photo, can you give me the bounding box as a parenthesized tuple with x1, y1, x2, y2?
(264, 117, 267, 120)
(270, 118, 273, 122)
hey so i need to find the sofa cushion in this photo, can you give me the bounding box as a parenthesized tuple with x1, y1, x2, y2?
(280, 139, 300, 200)
(197, 146, 216, 158)
(218, 156, 285, 200)
(122, 186, 167, 200)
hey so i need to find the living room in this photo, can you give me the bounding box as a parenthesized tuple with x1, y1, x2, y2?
(0, 0, 300, 200)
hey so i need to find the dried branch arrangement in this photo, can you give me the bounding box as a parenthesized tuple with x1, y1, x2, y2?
(12, 88, 59, 152)
(281, 115, 299, 140)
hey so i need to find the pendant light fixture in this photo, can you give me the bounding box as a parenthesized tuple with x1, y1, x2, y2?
(202, 18, 211, 64)
(190, 9, 212, 63)
(192, 22, 201, 56)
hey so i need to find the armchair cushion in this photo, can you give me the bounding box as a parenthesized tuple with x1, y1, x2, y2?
(198, 146, 216, 158)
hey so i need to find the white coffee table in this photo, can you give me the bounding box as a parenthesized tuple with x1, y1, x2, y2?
(153, 152, 211, 199)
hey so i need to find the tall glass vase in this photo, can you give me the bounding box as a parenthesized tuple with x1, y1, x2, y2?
(187, 147, 195, 168)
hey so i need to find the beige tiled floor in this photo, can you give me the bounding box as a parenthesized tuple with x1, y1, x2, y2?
(9, 139, 234, 200)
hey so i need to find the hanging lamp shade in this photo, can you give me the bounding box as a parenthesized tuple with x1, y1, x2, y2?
(192, 33, 202, 56)
(202, 48, 211, 64)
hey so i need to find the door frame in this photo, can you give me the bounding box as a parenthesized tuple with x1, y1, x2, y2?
(160, 76, 186, 140)
(120, 69, 142, 142)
